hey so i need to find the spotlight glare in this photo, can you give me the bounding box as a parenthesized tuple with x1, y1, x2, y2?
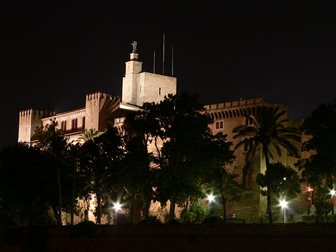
(279, 199, 288, 209)
(206, 193, 215, 203)
(112, 202, 122, 212)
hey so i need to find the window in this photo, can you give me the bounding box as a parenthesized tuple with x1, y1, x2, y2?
(82, 117, 85, 129)
(61, 121, 67, 131)
(72, 118, 78, 130)
(159, 87, 161, 95)
(245, 116, 253, 125)
(220, 121, 224, 128)
(216, 122, 219, 129)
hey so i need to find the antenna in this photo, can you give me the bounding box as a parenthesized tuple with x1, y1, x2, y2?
(162, 33, 165, 75)
(171, 44, 174, 76)
(153, 50, 156, 73)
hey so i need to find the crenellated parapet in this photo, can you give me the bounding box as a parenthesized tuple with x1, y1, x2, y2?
(86, 92, 120, 103)
(205, 98, 287, 120)
(19, 109, 55, 118)
(85, 92, 121, 131)
(18, 108, 55, 144)
(86, 92, 106, 101)
(205, 98, 264, 111)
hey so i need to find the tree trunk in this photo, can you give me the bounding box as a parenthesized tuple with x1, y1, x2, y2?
(106, 197, 112, 224)
(130, 192, 135, 223)
(264, 145, 273, 224)
(84, 197, 89, 221)
(51, 205, 62, 226)
(143, 195, 151, 219)
(219, 172, 227, 222)
(70, 164, 77, 225)
(221, 193, 227, 223)
(168, 197, 176, 221)
(57, 166, 62, 225)
(96, 190, 102, 224)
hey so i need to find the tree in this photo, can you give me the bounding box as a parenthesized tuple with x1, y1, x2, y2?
(78, 126, 124, 224)
(257, 162, 301, 202)
(79, 129, 103, 142)
(32, 119, 71, 225)
(0, 143, 56, 225)
(149, 92, 214, 221)
(298, 101, 336, 215)
(122, 111, 156, 222)
(233, 106, 301, 223)
(202, 133, 238, 222)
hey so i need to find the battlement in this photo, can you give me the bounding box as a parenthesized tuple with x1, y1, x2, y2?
(51, 108, 86, 118)
(205, 98, 287, 120)
(86, 92, 117, 101)
(19, 109, 55, 118)
(204, 98, 264, 111)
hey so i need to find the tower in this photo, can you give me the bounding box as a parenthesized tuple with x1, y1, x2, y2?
(18, 109, 55, 144)
(85, 92, 121, 131)
(122, 42, 177, 107)
(122, 44, 143, 106)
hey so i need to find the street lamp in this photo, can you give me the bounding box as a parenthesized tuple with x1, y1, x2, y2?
(112, 201, 122, 224)
(279, 199, 288, 223)
(307, 186, 314, 215)
(206, 193, 216, 215)
(206, 193, 215, 203)
(329, 188, 336, 215)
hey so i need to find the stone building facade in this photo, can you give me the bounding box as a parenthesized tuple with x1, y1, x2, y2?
(18, 49, 177, 145)
(205, 99, 300, 221)
(18, 45, 301, 223)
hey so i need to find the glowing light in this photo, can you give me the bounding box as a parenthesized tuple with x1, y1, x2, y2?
(206, 193, 215, 203)
(112, 202, 122, 212)
(329, 188, 336, 197)
(279, 199, 288, 209)
(307, 186, 314, 192)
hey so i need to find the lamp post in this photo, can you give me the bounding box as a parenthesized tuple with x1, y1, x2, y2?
(112, 201, 122, 224)
(307, 186, 314, 215)
(279, 199, 288, 223)
(206, 193, 216, 215)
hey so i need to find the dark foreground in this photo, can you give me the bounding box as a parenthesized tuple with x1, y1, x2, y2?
(1, 223, 336, 252)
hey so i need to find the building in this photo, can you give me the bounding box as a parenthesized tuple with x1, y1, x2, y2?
(18, 44, 303, 223)
(18, 45, 176, 145)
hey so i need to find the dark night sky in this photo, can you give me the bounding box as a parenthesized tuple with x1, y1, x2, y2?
(1, 2, 336, 148)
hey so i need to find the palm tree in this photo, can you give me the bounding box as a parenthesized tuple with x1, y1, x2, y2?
(78, 127, 124, 224)
(32, 119, 70, 225)
(79, 128, 103, 142)
(232, 106, 301, 223)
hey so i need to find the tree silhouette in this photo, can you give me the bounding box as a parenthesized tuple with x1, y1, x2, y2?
(233, 106, 300, 223)
(32, 119, 70, 225)
(298, 101, 336, 215)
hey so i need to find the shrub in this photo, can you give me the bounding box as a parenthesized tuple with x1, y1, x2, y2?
(181, 205, 209, 224)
